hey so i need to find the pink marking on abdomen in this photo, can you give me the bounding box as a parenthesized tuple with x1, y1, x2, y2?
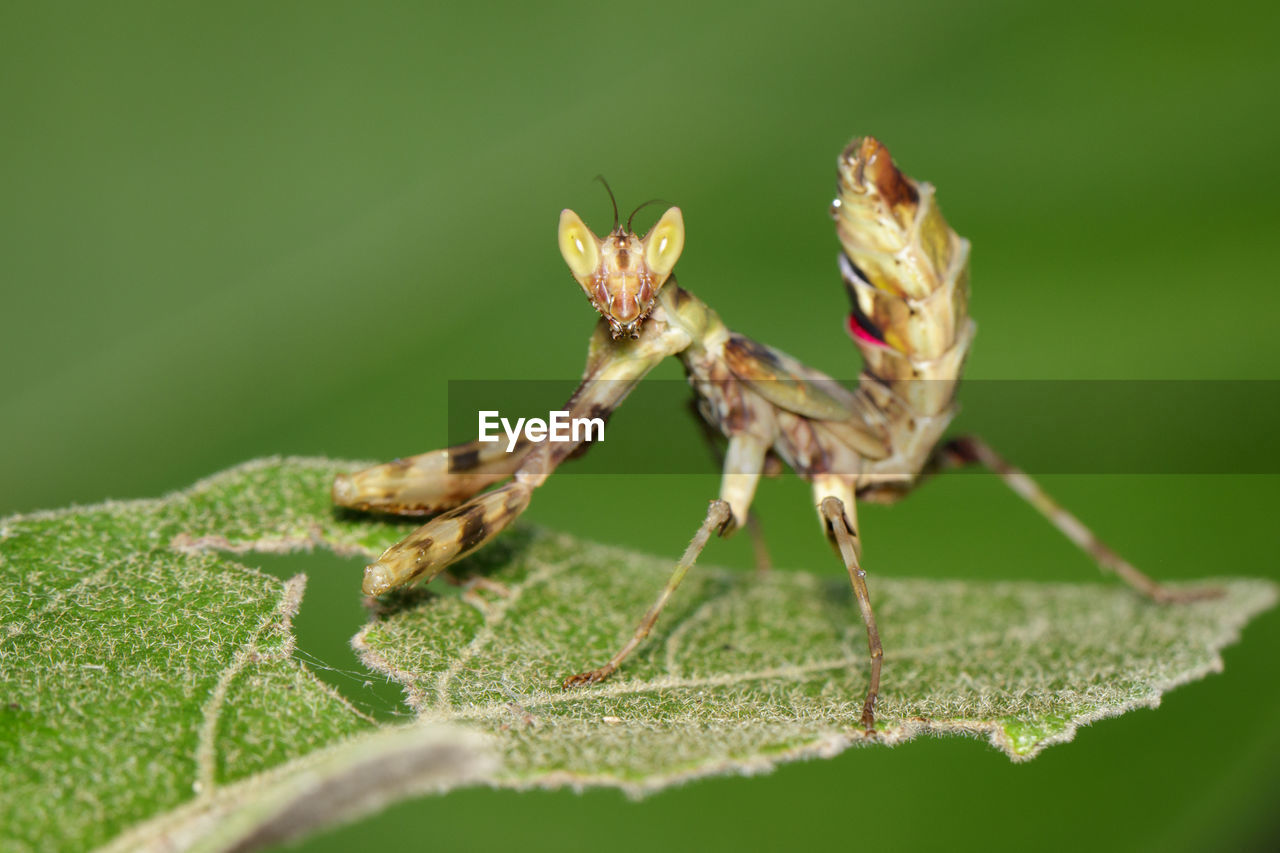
(846, 313, 888, 348)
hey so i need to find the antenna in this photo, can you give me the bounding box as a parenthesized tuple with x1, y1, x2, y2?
(627, 198, 669, 233)
(593, 175, 619, 231)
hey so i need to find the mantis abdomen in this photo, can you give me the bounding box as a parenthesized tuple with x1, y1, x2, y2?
(833, 138, 974, 497)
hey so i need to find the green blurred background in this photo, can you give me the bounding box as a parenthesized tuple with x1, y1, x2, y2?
(3, 1, 1278, 850)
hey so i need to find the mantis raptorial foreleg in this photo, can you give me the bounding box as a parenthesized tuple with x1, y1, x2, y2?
(938, 435, 1222, 604)
(355, 317, 693, 596)
(817, 486, 881, 732)
(333, 438, 533, 517)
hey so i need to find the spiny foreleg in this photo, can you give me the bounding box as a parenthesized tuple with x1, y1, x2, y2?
(359, 319, 693, 596)
(333, 438, 532, 517)
(333, 313, 635, 519)
(361, 478, 533, 595)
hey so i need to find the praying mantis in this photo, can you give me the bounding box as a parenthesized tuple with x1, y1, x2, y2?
(332, 137, 1217, 731)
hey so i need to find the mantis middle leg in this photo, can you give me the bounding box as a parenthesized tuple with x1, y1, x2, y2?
(815, 475, 882, 732)
(562, 433, 770, 687)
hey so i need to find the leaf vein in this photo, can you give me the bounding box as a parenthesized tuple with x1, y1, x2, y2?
(193, 574, 306, 794)
(432, 554, 564, 712)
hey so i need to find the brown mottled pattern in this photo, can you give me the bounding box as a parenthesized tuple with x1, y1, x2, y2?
(449, 447, 480, 472)
(722, 334, 853, 424)
(456, 504, 490, 554)
(857, 136, 919, 209)
(832, 137, 972, 489)
(341, 136, 969, 592)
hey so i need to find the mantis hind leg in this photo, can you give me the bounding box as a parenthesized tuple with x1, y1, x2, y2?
(938, 435, 1222, 604)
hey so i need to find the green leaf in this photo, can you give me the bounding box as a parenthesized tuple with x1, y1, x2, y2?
(1, 458, 1274, 851)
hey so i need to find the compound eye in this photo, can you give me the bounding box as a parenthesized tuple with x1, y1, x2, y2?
(558, 209, 601, 280)
(643, 207, 685, 279)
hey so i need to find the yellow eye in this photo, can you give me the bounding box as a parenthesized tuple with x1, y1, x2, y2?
(644, 207, 685, 278)
(558, 209, 600, 280)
